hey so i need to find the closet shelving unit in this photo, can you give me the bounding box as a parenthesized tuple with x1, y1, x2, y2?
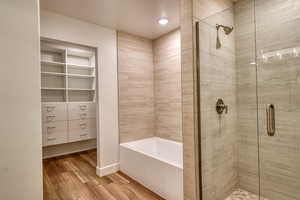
(41, 40, 97, 147)
(41, 43, 96, 102)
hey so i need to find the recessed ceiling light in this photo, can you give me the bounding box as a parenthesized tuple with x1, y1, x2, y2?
(158, 18, 169, 25)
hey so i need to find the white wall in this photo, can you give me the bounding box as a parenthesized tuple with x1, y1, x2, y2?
(40, 10, 119, 176)
(0, 1, 43, 199)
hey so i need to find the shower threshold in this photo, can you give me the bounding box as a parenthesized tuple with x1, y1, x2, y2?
(225, 189, 269, 200)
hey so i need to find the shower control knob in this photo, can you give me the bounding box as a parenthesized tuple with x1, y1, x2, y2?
(216, 98, 228, 114)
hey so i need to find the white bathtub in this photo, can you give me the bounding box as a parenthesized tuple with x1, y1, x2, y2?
(120, 137, 183, 200)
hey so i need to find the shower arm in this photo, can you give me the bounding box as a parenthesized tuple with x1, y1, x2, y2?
(216, 24, 226, 30)
(215, 24, 234, 49)
(216, 24, 234, 33)
(216, 25, 222, 49)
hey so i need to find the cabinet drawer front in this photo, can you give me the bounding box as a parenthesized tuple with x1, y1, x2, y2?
(68, 103, 96, 120)
(43, 132, 68, 146)
(42, 121, 68, 146)
(42, 103, 67, 122)
(42, 121, 67, 134)
(68, 119, 96, 142)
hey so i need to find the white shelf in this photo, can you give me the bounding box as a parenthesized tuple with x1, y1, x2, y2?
(41, 39, 96, 104)
(41, 87, 94, 91)
(41, 60, 66, 66)
(67, 48, 94, 58)
(68, 88, 95, 91)
(68, 74, 95, 78)
(41, 72, 67, 76)
(41, 72, 94, 78)
(41, 43, 66, 53)
(67, 63, 94, 69)
(41, 87, 66, 90)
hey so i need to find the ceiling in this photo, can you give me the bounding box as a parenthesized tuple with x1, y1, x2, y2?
(40, 0, 180, 39)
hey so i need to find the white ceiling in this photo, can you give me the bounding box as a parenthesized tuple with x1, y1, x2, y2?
(40, 0, 180, 39)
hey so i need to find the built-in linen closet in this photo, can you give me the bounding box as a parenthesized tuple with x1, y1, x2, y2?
(41, 39, 98, 158)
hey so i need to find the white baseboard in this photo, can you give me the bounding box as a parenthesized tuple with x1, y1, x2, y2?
(96, 163, 119, 177)
(43, 139, 97, 159)
(43, 146, 96, 159)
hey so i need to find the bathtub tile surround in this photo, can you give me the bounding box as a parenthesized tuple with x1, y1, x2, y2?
(118, 32, 155, 143)
(118, 30, 182, 143)
(118, 30, 183, 199)
(153, 29, 182, 142)
(120, 137, 183, 200)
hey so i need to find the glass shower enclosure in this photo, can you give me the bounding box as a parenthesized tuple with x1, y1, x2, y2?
(195, 0, 300, 199)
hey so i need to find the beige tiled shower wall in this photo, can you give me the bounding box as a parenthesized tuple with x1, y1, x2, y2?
(234, 0, 259, 195)
(180, 0, 199, 199)
(256, 0, 300, 198)
(180, 0, 238, 199)
(153, 29, 182, 142)
(118, 30, 182, 143)
(194, 0, 233, 20)
(236, 0, 300, 200)
(197, 4, 239, 200)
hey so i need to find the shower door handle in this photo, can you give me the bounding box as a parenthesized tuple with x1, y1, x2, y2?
(266, 104, 275, 136)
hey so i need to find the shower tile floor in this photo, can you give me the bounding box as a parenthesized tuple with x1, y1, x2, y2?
(225, 189, 269, 200)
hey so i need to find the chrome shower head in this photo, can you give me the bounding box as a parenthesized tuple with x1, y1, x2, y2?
(223, 26, 234, 35)
(216, 24, 234, 49)
(216, 24, 234, 35)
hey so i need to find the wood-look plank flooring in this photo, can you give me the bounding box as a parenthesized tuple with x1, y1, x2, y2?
(43, 150, 164, 200)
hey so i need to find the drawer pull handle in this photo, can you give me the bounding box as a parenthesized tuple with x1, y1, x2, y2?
(80, 105, 87, 110)
(47, 116, 56, 121)
(80, 134, 88, 137)
(47, 127, 56, 132)
(80, 123, 87, 129)
(47, 137, 56, 141)
(80, 113, 87, 119)
(46, 106, 56, 112)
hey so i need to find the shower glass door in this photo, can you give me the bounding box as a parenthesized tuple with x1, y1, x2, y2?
(255, 0, 300, 199)
(196, 3, 260, 199)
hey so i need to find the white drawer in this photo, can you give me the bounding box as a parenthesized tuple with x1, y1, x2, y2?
(68, 102, 96, 120)
(42, 103, 67, 122)
(42, 121, 68, 146)
(68, 119, 96, 142)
